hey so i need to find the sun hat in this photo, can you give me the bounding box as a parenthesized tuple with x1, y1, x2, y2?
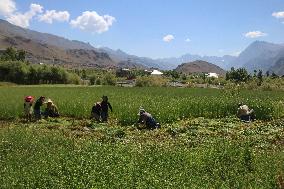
(25, 96, 34, 102)
(238, 102, 243, 107)
(137, 107, 145, 115)
(47, 99, 53, 103)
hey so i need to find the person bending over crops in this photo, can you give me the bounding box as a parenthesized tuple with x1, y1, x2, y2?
(34, 96, 46, 120)
(44, 99, 60, 118)
(237, 103, 255, 122)
(91, 102, 101, 122)
(137, 107, 161, 130)
(101, 96, 113, 122)
(24, 96, 34, 122)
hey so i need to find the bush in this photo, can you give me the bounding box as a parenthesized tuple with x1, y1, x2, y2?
(95, 78, 101, 85)
(89, 74, 97, 85)
(135, 76, 151, 87)
(135, 76, 168, 87)
(102, 72, 116, 86)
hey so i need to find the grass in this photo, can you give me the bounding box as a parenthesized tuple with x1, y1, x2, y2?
(0, 86, 283, 188)
(0, 86, 284, 124)
(0, 117, 284, 188)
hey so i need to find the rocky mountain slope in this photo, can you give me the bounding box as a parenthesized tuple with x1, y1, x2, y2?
(98, 47, 164, 69)
(0, 19, 129, 68)
(158, 54, 236, 70)
(227, 41, 284, 73)
(0, 19, 95, 50)
(174, 60, 226, 75)
(269, 57, 284, 76)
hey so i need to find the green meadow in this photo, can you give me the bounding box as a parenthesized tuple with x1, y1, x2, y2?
(0, 86, 283, 188)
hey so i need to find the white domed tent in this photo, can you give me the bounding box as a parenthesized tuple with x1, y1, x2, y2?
(207, 73, 219, 78)
(151, 70, 163, 75)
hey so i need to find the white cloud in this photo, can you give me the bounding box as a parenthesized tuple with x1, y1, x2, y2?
(244, 31, 267, 38)
(30, 4, 43, 13)
(0, 0, 16, 16)
(163, 34, 174, 42)
(38, 10, 70, 24)
(272, 11, 284, 18)
(6, 3, 43, 28)
(70, 11, 116, 34)
(231, 51, 241, 56)
(185, 38, 191, 42)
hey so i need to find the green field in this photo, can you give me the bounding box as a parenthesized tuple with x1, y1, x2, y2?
(0, 86, 284, 188)
(1, 86, 284, 123)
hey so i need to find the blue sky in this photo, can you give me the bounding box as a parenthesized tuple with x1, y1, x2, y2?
(0, 0, 284, 58)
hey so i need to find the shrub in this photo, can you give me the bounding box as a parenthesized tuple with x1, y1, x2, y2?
(135, 76, 168, 87)
(89, 74, 97, 85)
(102, 72, 116, 86)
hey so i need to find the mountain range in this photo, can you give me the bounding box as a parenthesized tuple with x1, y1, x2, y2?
(1, 19, 284, 75)
(227, 41, 284, 73)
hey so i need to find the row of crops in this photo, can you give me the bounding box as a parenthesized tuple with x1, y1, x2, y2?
(0, 86, 284, 124)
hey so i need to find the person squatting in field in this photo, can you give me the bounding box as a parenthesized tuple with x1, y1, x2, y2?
(100, 96, 113, 122)
(90, 96, 113, 122)
(34, 96, 46, 120)
(91, 102, 101, 122)
(24, 96, 34, 122)
(237, 103, 255, 122)
(137, 107, 161, 130)
(44, 99, 60, 118)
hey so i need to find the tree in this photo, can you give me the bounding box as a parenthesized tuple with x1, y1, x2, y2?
(0, 47, 26, 61)
(253, 70, 257, 77)
(271, 72, 279, 79)
(202, 73, 206, 83)
(1, 47, 17, 61)
(257, 70, 263, 86)
(17, 50, 26, 61)
(102, 72, 116, 85)
(81, 69, 87, 80)
(163, 70, 180, 80)
(89, 74, 97, 85)
(28, 66, 38, 84)
(226, 67, 250, 83)
(181, 74, 187, 81)
(266, 71, 270, 77)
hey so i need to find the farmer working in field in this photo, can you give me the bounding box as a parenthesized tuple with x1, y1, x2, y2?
(34, 96, 46, 120)
(24, 96, 34, 122)
(91, 102, 101, 122)
(137, 107, 161, 130)
(237, 103, 255, 122)
(100, 95, 113, 122)
(44, 99, 60, 118)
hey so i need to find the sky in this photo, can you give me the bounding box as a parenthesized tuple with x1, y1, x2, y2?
(0, 0, 284, 58)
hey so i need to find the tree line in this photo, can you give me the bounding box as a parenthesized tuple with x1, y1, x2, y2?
(0, 48, 80, 84)
(225, 67, 281, 85)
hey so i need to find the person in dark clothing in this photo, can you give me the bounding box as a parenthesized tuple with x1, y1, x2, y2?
(91, 102, 101, 122)
(101, 96, 112, 122)
(137, 107, 160, 130)
(34, 96, 46, 120)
